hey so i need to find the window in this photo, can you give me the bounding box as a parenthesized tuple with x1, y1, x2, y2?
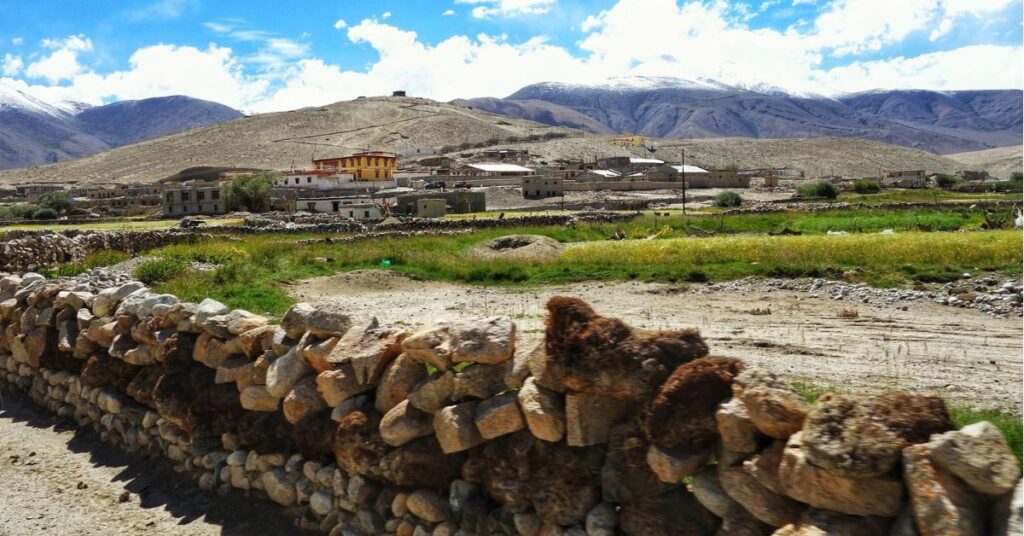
(307, 177, 312, 183)
(197, 191, 205, 201)
(364, 211, 370, 218)
(213, 204, 218, 212)
(181, 191, 190, 201)
(348, 211, 354, 218)
(212, 191, 220, 200)
(294, 177, 300, 184)
(332, 201, 340, 212)
(166, 193, 173, 203)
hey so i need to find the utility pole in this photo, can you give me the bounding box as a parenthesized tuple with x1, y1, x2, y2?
(680, 148, 686, 216)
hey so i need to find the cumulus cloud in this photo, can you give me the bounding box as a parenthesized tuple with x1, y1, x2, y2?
(930, 0, 1017, 40)
(11, 37, 24, 46)
(333, 18, 348, 29)
(382, 11, 392, 19)
(26, 35, 93, 83)
(2, 54, 23, 76)
(442, 9, 456, 15)
(456, 0, 556, 19)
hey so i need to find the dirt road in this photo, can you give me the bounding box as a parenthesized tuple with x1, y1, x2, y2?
(292, 270, 1023, 412)
(0, 389, 303, 536)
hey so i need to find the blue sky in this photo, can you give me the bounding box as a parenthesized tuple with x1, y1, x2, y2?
(1, 0, 1021, 112)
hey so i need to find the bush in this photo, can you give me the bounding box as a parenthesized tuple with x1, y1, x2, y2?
(31, 207, 58, 220)
(853, 179, 881, 194)
(134, 258, 187, 284)
(990, 178, 1024, 193)
(933, 174, 958, 188)
(1011, 171, 1022, 182)
(714, 191, 743, 207)
(797, 181, 839, 199)
(38, 191, 72, 214)
(0, 203, 39, 220)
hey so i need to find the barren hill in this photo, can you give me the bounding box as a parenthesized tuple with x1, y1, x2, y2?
(947, 146, 1023, 180)
(0, 96, 577, 186)
(0, 96, 968, 187)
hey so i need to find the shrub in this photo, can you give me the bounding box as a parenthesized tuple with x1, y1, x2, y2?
(853, 179, 881, 194)
(0, 203, 39, 220)
(714, 191, 743, 208)
(933, 174, 958, 188)
(31, 207, 59, 220)
(134, 258, 187, 284)
(225, 172, 278, 213)
(38, 191, 72, 214)
(797, 181, 839, 199)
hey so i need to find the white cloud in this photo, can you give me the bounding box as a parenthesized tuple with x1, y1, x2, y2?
(333, 18, 348, 29)
(456, 0, 556, 19)
(125, 0, 193, 21)
(27, 35, 93, 82)
(930, 0, 1017, 40)
(2, 54, 23, 76)
(792, 0, 816, 4)
(266, 38, 309, 58)
(442, 9, 456, 15)
(11, 37, 23, 46)
(382, 11, 392, 19)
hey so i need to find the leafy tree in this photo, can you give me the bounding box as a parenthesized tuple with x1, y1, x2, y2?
(38, 191, 72, 214)
(1011, 171, 1022, 182)
(714, 191, 743, 207)
(224, 172, 277, 213)
(31, 207, 58, 220)
(932, 174, 958, 188)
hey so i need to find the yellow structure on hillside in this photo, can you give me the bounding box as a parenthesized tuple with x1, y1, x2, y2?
(313, 151, 398, 181)
(607, 134, 647, 148)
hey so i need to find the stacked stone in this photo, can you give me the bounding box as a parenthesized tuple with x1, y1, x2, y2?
(0, 229, 209, 272)
(0, 271, 1021, 536)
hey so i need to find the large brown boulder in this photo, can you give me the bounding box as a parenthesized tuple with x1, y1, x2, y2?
(544, 297, 708, 400)
(618, 487, 719, 536)
(800, 393, 954, 478)
(903, 443, 987, 536)
(643, 356, 744, 452)
(333, 408, 390, 479)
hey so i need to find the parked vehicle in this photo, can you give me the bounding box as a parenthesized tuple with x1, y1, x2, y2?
(453, 181, 472, 189)
(425, 181, 446, 190)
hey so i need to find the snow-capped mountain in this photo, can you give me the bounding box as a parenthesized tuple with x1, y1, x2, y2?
(0, 81, 244, 170)
(456, 76, 1022, 154)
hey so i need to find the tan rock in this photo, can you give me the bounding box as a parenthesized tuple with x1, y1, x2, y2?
(903, 443, 987, 536)
(225, 309, 267, 335)
(692, 465, 744, 518)
(434, 401, 484, 454)
(283, 376, 327, 424)
(929, 421, 1021, 495)
(646, 445, 709, 483)
(449, 316, 515, 365)
(380, 400, 435, 447)
(778, 432, 903, 517)
(773, 509, 893, 536)
(193, 331, 244, 368)
(215, 357, 254, 384)
(719, 465, 804, 528)
(733, 369, 809, 440)
(746, 440, 786, 495)
(451, 362, 509, 401)
(240, 386, 280, 412)
(408, 371, 454, 413)
(717, 397, 763, 453)
(337, 325, 406, 384)
(474, 392, 525, 440)
(122, 344, 157, 366)
(518, 377, 565, 442)
(238, 325, 276, 359)
(266, 346, 314, 398)
(302, 335, 340, 372)
(376, 354, 427, 413)
(316, 362, 373, 407)
(565, 392, 633, 447)
(406, 489, 449, 523)
(280, 302, 316, 339)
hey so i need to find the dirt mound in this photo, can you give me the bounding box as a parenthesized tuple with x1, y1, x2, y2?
(470, 234, 564, 261)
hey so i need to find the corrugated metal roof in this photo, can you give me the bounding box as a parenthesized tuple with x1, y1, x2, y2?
(466, 163, 535, 172)
(591, 169, 622, 178)
(629, 157, 664, 164)
(670, 165, 709, 174)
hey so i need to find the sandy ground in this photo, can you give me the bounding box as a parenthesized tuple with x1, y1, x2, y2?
(291, 270, 1023, 412)
(0, 389, 304, 536)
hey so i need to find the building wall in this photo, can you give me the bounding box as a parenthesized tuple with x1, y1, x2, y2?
(161, 187, 226, 217)
(416, 198, 447, 218)
(298, 198, 379, 218)
(395, 191, 485, 215)
(313, 152, 398, 180)
(522, 177, 564, 199)
(278, 173, 357, 190)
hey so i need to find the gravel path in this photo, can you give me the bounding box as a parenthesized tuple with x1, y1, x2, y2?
(0, 388, 304, 536)
(292, 270, 1023, 412)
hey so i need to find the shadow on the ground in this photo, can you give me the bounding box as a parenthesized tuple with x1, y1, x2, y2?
(0, 386, 309, 535)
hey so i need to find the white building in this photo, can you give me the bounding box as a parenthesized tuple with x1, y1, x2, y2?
(298, 196, 382, 219)
(278, 170, 357, 190)
(458, 163, 535, 177)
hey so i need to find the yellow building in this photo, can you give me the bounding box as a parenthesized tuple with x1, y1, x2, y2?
(313, 151, 398, 181)
(607, 134, 647, 148)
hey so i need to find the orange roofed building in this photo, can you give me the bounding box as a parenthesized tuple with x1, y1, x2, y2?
(313, 151, 398, 181)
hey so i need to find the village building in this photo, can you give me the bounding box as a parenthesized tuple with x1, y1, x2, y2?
(313, 151, 398, 181)
(395, 190, 486, 215)
(416, 198, 447, 218)
(277, 170, 360, 190)
(480, 148, 529, 161)
(455, 163, 535, 177)
(15, 183, 64, 198)
(882, 169, 928, 188)
(596, 156, 664, 170)
(522, 176, 564, 199)
(606, 134, 648, 148)
(161, 183, 227, 217)
(298, 196, 381, 219)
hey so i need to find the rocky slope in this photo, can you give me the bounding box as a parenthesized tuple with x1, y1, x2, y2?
(0, 81, 242, 170)
(459, 77, 1023, 154)
(947, 146, 1023, 180)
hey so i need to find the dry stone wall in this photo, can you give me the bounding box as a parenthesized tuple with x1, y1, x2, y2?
(0, 230, 210, 272)
(0, 271, 1021, 536)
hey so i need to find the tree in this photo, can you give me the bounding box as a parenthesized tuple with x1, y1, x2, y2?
(38, 191, 72, 214)
(224, 172, 277, 213)
(714, 191, 743, 207)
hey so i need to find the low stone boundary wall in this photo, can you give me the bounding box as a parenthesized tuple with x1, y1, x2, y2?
(226, 212, 640, 235)
(0, 273, 1020, 535)
(0, 230, 211, 273)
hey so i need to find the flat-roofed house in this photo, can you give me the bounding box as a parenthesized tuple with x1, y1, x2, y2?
(457, 163, 535, 177)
